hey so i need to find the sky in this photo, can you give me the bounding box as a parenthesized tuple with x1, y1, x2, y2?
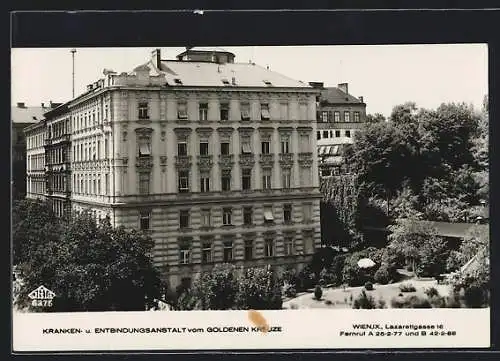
(11, 44, 487, 118)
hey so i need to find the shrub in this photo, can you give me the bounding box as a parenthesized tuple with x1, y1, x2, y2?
(296, 265, 316, 292)
(377, 299, 387, 309)
(283, 283, 297, 298)
(325, 300, 333, 305)
(342, 251, 377, 286)
(464, 285, 487, 308)
(391, 295, 431, 308)
(424, 287, 440, 298)
(374, 265, 390, 285)
(429, 295, 447, 308)
(399, 283, 416, 292)
(236, 267, 283, 310)
(364, 281, 374, 291)
(352, 290, 376, 309)
(314, 285, 323, 300)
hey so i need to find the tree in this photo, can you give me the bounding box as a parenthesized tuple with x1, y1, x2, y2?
(236, 267, 282, 310)
(190, 263, 240, 310)
(13, 199, 62, 265)
(15, 211, 162, 312)
(366, 113, 386, 123)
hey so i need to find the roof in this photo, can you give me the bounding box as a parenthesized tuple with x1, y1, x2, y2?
(320, 87, 363, 104)
(11, 106, 49, 124)
(177, 47, 235, 56)
(151, 60, 312, 88)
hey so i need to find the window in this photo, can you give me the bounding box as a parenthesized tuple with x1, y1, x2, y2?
(242, 169, 251, 190)
(139, 172, 150, 194)
(323, 130, 328, 139)
(221, 173, 231, 191)
(222, 207, 232, 225)
(221, 142, 230, 155)
(264, 206, 274, 222)
(179, 242, 191, 264)
(344, 111, 350, 122)
(241, 137, 252, 154)
(280, 103, 288, 120)
(281, 137, 290, 154)
(201, 209, 211, 227)
(262, 170, 272, 190)
(345, 130, 351, 138)
(283, 204, 292, 223)
(244, 240, 254, 260)
(335, 130, 341, 137)
(179, 210, 190, 229)
(177, 103, 188, 120)
(334, 111, 340, 122)
(240, 103, 250, 120)
(284, 236, 294, 256)
(199, 142, 209, 155)
(220, 103, 229, 121)
(199, 102, 208, 121)
(260, 103, 270, 120)
(282, 168, 291, 189)
(354, 111, 360, 122)
(140, 211, 150, 230)
(303, 203, 312, 223)
(105, 173, 109, 194)
(138, 102, 149, 119)
(178, 171, 189, 192)
(264, 239, 274, 257)
(202, 242, 213, 263)
(261, 141, 270, 154)
(304, 235, 315, 254)
(299, 103, 308, 119)
(200, 174, 210, 192)
(223, 241, 233, 262)
(177, 142, 188, 156)
(321, 111, 328, 122)
(243, 206, 253, 225)
(138, 137, 151, 157)
(317, 131, 321, 140)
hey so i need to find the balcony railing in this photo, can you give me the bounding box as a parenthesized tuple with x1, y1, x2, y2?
(259, 153, 274, 166)
(175, 155, 192, 169)
(279, 153, 294, 165)
(136, 156, 153, 169)
(218, 154, 234, 169)
(239, 153, 255, 167)
(197, 154, 214, 169)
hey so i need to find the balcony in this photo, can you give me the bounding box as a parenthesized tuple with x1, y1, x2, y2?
(197, 154, 213, 170)
(175, 155, 192, 169)
(298, 152, 313, 166)
(239, 153, 255, 167)
(136, 156, 153, 169)
(218, 154, 234, 170)
(279, 153, 294, 166)
(259, 153, 274, 167)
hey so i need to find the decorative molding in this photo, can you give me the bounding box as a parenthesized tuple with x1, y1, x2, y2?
(237, 127, 254, 137)
(160, 156, 167, 165)
(217, 127, 234, 139)
(136, 156, 153, 170)
(279, 153, 294, 167)
(239, 154, 255, 168)
(174, 128, 192, 141)
(196, 127, 214, 138)
(219, 154, 234, 170)
(197, 155, 214, 170)
(259, 154, 274, 167)
(297, 126, 313, 136)
(175, 155, 192, 169)
(135, 127, 153, 136)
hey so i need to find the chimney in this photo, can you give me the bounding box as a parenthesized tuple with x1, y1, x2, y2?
(232, 77, 236, 85)
(41, 103, 45, 108)
(17, 102, 26, 108)
(338, 83, 348, 94)
(308, 82, 324, 89)
(359, 96, 364, 103)
(151, 48, 161, 69)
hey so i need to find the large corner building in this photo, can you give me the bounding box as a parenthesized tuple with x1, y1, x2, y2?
(26, 48, 323, 289)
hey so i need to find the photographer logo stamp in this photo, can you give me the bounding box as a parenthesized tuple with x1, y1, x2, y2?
(28, 285, 55, 308)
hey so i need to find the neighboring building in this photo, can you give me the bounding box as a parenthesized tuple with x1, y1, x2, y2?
(25, 120, 47, 200)
(44, 104, 72, 217)
(40, 47, 322, 289)
(310, 82, 366, 177)
(12, 102, 50, 200)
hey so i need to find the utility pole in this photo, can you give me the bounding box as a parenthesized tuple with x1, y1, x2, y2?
(71, 49, 76, 98)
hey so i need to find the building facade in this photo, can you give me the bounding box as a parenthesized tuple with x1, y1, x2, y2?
(310, 82, 367, 177)
(44, 105, 72, 217)
(44, 48, 323, 289)
(12, 102, 51, 200)
(25, 120, 47, 200)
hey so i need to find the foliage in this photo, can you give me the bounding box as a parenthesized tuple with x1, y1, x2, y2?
(399, 283, 416, 293)
(418, 237, 452, 277)
(391, 295, 432, 309)
(341, 248, 378, 286)
(15, 211, 162, 312)
(190, 264, 240, 310)
(283, 284, 297, 298)
(424, 287, 440, 298)
(236, 267, 283, 310)
(364, 281, 374, 291)
(352, 290, 376, 309)
(366, 113, 386, 123)
(314, 285, 323, 300)
(13, 199, 62, 265)
(373, 266, 390, 285)
(296, 265, 316, 292)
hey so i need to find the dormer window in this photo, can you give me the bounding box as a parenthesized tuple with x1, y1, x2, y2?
(263, 80, 272, 86)
(221, 79, 230, 86)
(174, 78, 183, 85)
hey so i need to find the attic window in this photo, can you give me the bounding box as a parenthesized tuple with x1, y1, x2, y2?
(32, 116, 37, 120)
(263, 80, 272, 86)
(174, 78, 183, 85)
(222, 79, 230, 85)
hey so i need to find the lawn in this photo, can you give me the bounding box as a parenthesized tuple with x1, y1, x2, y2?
(283, 279, 452, 309)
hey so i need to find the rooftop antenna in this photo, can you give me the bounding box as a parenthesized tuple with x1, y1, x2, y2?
(71, 49, 77, 98)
